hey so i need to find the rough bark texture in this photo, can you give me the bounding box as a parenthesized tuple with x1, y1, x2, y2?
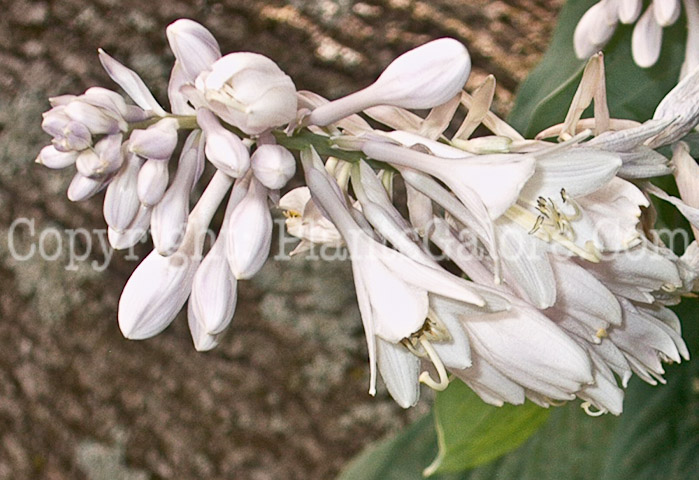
(0, 1, 561, 479)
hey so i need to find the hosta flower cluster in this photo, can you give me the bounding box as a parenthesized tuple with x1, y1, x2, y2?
(37, 19, 699, 416)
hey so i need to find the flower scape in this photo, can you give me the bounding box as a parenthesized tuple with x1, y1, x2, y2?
(36, 18, 699, 416)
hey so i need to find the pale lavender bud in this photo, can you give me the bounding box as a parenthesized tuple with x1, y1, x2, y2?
(67, 173, 106, 202)
(188, 237, 237, 351)
(250, 144, 295, 189)
(98, 48, 167, 116)
(197, 108, 250, 177)
(137, 159, 169, 207)
(118, 171, 234, 340)
(43, 108, 92, 152)
(151, 131, 202, 256)
(41, 107, 71, 137)
(55, 121, 92, 152)
(226, 178, 272, 279)
(308, 38, 471, 126)
(76, 134, 124, 178)
(128, 117, 179, 161)
(195, 53, 297, 135)
(108, 205, 151, 250)
(166, 19, 221, 82)
(49, 94, 77, 107)
(35, 145, 78, 169)
(118, 246, 200, 340)
(82, 87, 129, 118)
(64, 100, 124, 134)
(104, 152, 144, 232)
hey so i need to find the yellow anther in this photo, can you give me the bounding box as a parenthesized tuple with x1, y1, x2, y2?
(595, 328, 608, 339)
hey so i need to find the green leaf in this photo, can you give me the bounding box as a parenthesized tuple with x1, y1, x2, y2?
(425, 381, 549, 476)
(508, 0, 686, 136)
(336, 414, 439, 480)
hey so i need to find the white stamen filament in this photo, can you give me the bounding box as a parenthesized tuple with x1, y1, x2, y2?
(418, 337, 450, 391)
(581, 401, 607, 417)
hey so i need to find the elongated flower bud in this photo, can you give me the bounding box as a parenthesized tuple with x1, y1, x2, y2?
(151, 131, 203, 255)
(226, 178, 272, 279)
(76, 134, 124, 179)
(118, 171, 233, 340)
(251, 144, 296, 189)
(308, 38, 471, 126)
(137, 159, 169, 207)
(36, 145, 78, 169)
(103, 152, 143, 231)
(188, 236, 238, 351)
(197, 108, 250, 177)
(166, 19, 221, 82)
(67, 173, 106, 202)
(129, 117, 179, 161)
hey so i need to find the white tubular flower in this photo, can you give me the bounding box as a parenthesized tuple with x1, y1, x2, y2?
(151, 131, 204, 256)
(362, 140, 536, 219)
(279, 186, 344, 255)
(197, 108, 250, 177)
(193, 53, 297, 135)
(672, 142, 699, 239)
(118, 171, 234, 340)
(308, 38, 471, 126)
(460, 297, 593, 401)
(648, 66, 699, 147)
(251, 144, 296, 189)
(225, 176, 273, 279)
(128, 117, 179, 161)
(302, 148, 486, 399)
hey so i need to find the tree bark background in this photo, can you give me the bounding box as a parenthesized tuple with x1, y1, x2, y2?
(0, 1, 561, 479)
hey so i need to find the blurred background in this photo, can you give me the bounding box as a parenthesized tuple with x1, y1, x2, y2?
(0, 1, 562, 478)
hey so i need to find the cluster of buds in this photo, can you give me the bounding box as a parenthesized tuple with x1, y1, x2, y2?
(37, 18, 699, 416)
(574, 0, 698, 78)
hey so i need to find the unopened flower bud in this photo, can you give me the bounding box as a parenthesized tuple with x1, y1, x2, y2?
(64, 100, 123, 134)
(195, 53, 297, 135)
(308, 38, 471, 126)
(188, 236, 237, 351)
(108, 204, 151, 250)
(226, 178, 272, 279)
(129, 117, 179, 161)
(573, 2, 618, 59)
(166, 19, 221, 82)
(197, 108, 250, 177)
(151, 131, 202, 255)
(36, 145, 78, 169)
(138, 159, 169, 207)
(67, 173, 106, 202)
(76, 134, 124, 178)
(104, 152, 143, 231)
(251, 144, 295, 189)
